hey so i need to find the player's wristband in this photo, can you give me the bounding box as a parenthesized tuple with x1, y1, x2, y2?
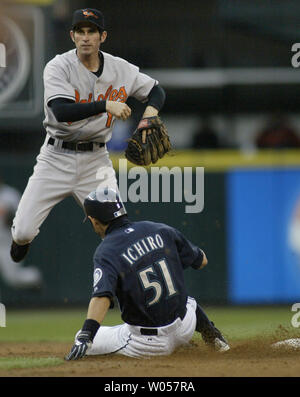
(81, 319, 100, 341)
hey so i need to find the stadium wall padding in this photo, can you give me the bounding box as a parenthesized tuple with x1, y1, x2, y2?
(227, 168, 300, 304)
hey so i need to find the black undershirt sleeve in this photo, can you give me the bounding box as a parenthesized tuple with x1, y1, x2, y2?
(49, 83, 165, 123)
(146, 84, 166, 111)
(49, 98, 106, 123)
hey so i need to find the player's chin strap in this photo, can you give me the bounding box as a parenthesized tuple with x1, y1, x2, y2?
(113, 207, 127, 218)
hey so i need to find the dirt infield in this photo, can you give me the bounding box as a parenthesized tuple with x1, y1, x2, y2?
(0, 338, 300, 377)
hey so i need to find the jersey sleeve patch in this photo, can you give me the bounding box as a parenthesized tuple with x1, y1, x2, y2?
(92, 260, 118, 299)
(93, 268, 103, 287)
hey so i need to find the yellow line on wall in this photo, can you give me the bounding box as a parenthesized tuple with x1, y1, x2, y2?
(10, 0, 54, 5)
(109, 149, 300, 171)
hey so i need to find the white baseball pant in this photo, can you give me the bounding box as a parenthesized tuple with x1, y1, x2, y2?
(85, 296, 197, 358)
(12, 134, 118, 245)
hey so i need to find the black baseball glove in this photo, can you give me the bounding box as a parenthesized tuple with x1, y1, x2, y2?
(125, 116, 171, 166)
(65, 330, 92, 361)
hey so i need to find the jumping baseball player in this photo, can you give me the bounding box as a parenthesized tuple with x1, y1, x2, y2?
(10, 8, 166, 263)
(65, 187, 230, 360)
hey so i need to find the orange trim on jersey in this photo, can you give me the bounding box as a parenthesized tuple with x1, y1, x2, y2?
(118, 86, 127, 102)
(106, 86, 128, 127)
(69, 86, 128, 126)
(75, 90, 93, 104)
(109, 89, 119, 101)
(97, 85, 113, 101)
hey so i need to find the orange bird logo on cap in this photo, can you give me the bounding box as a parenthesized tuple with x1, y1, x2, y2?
(82, 10, 99, 18)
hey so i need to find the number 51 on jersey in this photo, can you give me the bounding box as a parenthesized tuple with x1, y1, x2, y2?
(138, 259, 177, 307)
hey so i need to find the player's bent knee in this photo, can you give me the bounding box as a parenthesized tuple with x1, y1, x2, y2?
(12, 226, 37, 245)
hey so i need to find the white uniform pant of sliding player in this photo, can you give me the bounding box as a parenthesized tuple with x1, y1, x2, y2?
(12, 136, 117, 245)
(83, 297, 197, 358)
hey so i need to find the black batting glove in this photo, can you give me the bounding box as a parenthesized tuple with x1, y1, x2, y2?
(65, 331, 92, 361)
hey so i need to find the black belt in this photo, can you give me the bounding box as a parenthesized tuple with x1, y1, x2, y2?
(47, 137, 105, 152)
(140, 328, 158, 336)
(140, 307, 187, 336)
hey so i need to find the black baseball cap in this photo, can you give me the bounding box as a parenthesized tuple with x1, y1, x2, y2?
(72, 8, 105, 32)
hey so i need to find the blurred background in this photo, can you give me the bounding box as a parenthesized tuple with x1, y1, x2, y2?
(1, 0, 300, 310)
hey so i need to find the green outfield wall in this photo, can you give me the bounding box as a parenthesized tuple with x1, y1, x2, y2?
(2, 149, 300, 307)
(0, 153, 227, 306)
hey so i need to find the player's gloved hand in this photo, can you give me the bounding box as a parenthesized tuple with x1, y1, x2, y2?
(125, 116, 171, 166)
(65, 331, 92, 361)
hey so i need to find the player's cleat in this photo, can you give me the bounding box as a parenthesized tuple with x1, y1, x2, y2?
(214, 337, 230, 352)
(201, 322, 230, 352)
(10, 241, 31, 263)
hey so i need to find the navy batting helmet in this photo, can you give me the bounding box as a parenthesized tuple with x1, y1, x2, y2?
(84, 187, 127, 223)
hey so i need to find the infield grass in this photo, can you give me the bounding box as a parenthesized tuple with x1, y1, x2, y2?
(0, 357, 63, 370)
(0, 306, 296, 342)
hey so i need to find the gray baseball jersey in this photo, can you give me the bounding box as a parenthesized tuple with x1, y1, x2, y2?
(43, 49, 158, 142)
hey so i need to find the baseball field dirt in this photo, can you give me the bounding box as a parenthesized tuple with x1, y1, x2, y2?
(0, 337, 300, 377)
(0, 307, 299, 378)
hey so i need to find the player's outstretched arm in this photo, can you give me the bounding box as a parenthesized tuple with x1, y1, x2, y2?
(65, 297, 110, 361)
(50, 98, 131, 123)
(173, 228, 208, 270)
(49, 98, 107, 123)
(86, 296, 111, 323)
(140, 84, 165, 143)
(138, 106, 158, 143)
(124, 84, 170, 165)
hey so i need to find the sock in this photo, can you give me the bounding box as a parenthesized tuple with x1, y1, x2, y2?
(195, 304, 213, 333)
